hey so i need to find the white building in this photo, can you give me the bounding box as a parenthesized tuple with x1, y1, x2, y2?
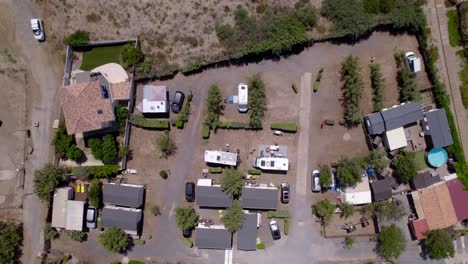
(204, 150, 238, 166)
(51, 187, 85, 231)
(140, 85, 168, 113)
(253, 157, 289, 172)
(383, 127, 408, 151)
(237, 83, 248, 113)
(340, 177, 372, 205)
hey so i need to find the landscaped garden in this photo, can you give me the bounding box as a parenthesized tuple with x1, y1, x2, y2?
(80, 45, 127, 71)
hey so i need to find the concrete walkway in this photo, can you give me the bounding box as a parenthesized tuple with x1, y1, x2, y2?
(296, 72, 312, 196)
(425, 0, 468, 159)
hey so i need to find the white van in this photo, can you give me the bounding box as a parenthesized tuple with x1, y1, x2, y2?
(405, 52, 421, 74)
(238, 83, 248, 113)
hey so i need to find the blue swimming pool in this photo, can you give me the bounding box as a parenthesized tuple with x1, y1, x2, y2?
(427, 148, 448, 168)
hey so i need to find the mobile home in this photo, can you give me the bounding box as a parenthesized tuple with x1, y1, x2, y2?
(253, 157, 289, 172)
(237, 83, 248, 113)
(204, 150, 238, 166)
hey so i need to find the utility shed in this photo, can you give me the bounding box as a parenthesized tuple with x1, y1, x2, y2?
(410, 171, 441, 190)
(196, 179, 233, 208)
(103, 183, 145, 208)
(422, 109, 453, 148)
(51, 187, 74, 229)
(65, 200, 85, 231)
(237, 213, 257, 251)
(364, 112, 385, 135)
(141, 85, 168, 113)
(383, 127, 407, 151)
(340, 177, 372, 205)
(195, 225, 232, 249)
(101, 206, 142, 236)
(241, 186, 278, 210)
(370, 179, 392, 202)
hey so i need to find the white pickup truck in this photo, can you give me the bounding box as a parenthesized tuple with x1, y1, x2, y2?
(31, 18, 45, 42)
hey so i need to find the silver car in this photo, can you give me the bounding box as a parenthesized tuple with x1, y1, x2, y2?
(311, 169, 321, 192)
(86, 207, 97, 229)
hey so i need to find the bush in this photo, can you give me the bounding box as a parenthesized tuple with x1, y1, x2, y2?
(362, 201, 405, 221)
(88, 165, 120, 178)
(319, 165, 333, 188)
(88, 135, 118, 162)
(363, 0, 380, 14)
(181, 238, 193, 248)
(339, 203, 355, 219)
(341, 56, 364, 126)
(256, 242, 265, 249)
(344, 237, 355, 248)
(129, 115, 170, 129)
(369, 64, 385, 112)
(44, 223, 59, 240)
(88, 178, 101, 207)
(65, 30, 90, 46)
(204, 85, 224, 129)
(62, 254, 72, 261)
(73, 166, 89, 181)
(34, 164, 68, 202)
(248, 74, 266, 129)
(248, 169, 262, 175)
(208, 167, 223, 173)
(284, 218, 290, 235)
(313, 199, 335, 226)
(181, 57, 205, 74)
(291, 83, 298, 93)
(159, 170, 168, 179)
(217, 121, 248, 129)
(202, 125, 210, 139)
(267, 210, 290, 219)
(115, 105, 129, 132)
(98, 227, 129, 253)
(133, 239, 145, 245)
(52, 121, 83, 161)
(270, 122, 298, 132)
(156, 131, 177, 158)
(150, 205, 161, 216)
(447, 10, 461, 47)
(67, 231, 87, 242)
(175, 120, 184, 129)
(85, 13, 101, 22)
(120, 45, 144, 68)
(0, 221, 22, 263)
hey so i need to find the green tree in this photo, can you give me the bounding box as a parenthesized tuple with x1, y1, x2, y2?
(67, 231, 87, 242)
(120, 45, 144, 68)
(344, 237, 354, 248)
(363, 0, 380, 14)
(365, 149, 389, 172)
(156, 131, 176, 158)
(88, 178, 101, 208)
(339, 203, 355, 219)
(362, 201, 406, 221)
(115, 105, 129, 132)
(248, 74, 266, 128)
(319, 165, 333, 188)
(380, 0, 395, 13)
(204, 85, 224, 129)
(369, 64, 385, 112)
(44, 223, 59, 240)
(118, 145, 130, 158)
(336, 158, 362, 186)
(100, 135, 118, 162)
(98, 227, 129, 253)
(425, 229, 455, 259)
(377, 224, 406, 260)
(51, 121, 73, 158)
(220, 169, 244, 197)
(65, 30, 90, 45)
(33, 164, 68, 202)
(88, 137, 104, 160)
(313, 199, 336, 225)
(73, 166, 90, 180)
(66, 145, 84, 162)
(394, 151, 418, 183)
(175, 207, 199, 230)
(0, 221, 22, 263)
(221, 200, 245, 232)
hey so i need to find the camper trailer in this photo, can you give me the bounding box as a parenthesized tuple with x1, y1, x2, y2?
(405, 52, 421, 74)
(253, 157, 289, 172)
(237, 83, 248, 113)
(204, 150, 238, 166)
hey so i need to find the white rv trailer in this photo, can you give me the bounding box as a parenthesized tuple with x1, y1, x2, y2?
(253, 157, 289, 172)
(237, 83, 248, 113)
(204, 150, 238, 166)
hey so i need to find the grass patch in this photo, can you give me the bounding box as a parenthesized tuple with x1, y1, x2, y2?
(181, 238, 193, 248)
(248, 169, 262, 175)
(447, 10, 461, 47)
(271, 122, 298, 132)
(129, 115, 170, 129)
(284, 218, 290, 235)
(202, 124, 210, 139)
(80, 45, 126, 71)
(413, 150, 427, 171)
(208, 167, 223, 173)
(267, 210, 290, 219)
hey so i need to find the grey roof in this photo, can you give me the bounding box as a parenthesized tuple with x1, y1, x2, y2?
(370, 179, 392, 202)
(365, 102, 423, 135)
(422, 109, 453, 148)
(196, 186, 233, 208)
(195, 227, 232, 249)
(101, 207, 142, 233)
(241, 187, 278, 210)
(237, 213, 257, 251)
(365, 113, 385, 135)
(381, 102, 423, 131)
(103, 184, 145, 208)
(410, 171, 441, 190)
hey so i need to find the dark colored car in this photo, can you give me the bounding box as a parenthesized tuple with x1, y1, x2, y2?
(185, 182, 195, 202)
(171, 91, 185, 113)
(269, 219, 281, 240)
(281, 182, 290, 204)
(183, 228, 192, 238)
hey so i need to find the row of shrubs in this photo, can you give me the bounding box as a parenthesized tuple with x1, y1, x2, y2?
(271, 122, 298, 133)
(72, 165, 120, 179)
(340, 56, 364, 126)
(129, 115, 170, 129)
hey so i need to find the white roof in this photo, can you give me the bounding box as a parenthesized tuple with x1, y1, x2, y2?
(91, 63, 129, 83)
(238, 83, 248, 104)
(66, 200, 85, 231)
(197, 178, 213, 186)
(384, 127, 407, 151)
(51, 188, 73, 228)
(340, 177, 372, 205)
(141, 85, 168, 113)
(254, 157, 289, 171)
(204, 150, 238, 166)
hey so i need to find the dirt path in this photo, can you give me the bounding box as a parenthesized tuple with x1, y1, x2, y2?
(425, 0, 468, 158)
(5, 0, 63, 263)
(296, 72, 312, 196)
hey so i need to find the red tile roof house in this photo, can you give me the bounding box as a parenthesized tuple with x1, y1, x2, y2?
(60, 70, 131, 148)
(446, 177, 468, 222)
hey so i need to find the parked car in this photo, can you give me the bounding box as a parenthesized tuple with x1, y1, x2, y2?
(171, 91, 185, 113)
(185, 182, 195, 202)
(311, 169, 321, 192)
(31, 18, 45, 42)
(281, 182, 290, 204)
(183, 228, 192, 238)
(86, 207, 97, 229)
(404, 51, 421, 74)
(269, 219, 281, 240)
